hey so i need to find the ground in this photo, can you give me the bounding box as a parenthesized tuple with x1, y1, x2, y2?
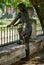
(11, 49, 44, 65)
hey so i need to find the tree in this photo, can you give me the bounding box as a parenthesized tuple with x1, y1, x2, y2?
(0, 0, 32, 16)
(30, 0, 44, 33)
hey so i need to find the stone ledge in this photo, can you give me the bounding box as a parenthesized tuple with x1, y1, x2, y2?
(0, 44, 26, 65)
(0, 39, 43, 65)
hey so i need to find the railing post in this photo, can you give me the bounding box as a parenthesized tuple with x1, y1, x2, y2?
(1, 27, 2, 45)
(7, 27, 8, 44)
(12, 26, 13, 43)
(4, 27, 5, 45)
(0, 25, 22, 46)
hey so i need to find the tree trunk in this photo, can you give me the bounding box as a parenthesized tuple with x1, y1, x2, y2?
(30, 0, 44, 33)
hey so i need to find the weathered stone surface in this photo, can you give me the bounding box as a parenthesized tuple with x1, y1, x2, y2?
(0, 39, 43, 65)
(0, 44, 26, 65)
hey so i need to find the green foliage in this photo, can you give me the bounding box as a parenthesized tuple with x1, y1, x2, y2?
(11, 0, 23, 9)
(0, 0, 32, 9)
(26, 1, 32, 7)
(0, 3, 3, 8)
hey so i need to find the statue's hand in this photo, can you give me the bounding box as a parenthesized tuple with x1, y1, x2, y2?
(7, 25, 11, 27)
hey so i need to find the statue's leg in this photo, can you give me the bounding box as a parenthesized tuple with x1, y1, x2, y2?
(18, 28, 24, 44)
(24, 37, 30, 61)
(24, 37, 30, 60)
(18, 28, 22, 39)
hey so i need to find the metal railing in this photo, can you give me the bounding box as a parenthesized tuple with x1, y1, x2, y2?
(0, 25, 22, 46)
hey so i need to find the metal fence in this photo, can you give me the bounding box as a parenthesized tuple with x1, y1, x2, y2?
(0, 25, 22, 46)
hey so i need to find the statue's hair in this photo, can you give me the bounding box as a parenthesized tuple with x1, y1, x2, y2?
(18, 3, 26, 11)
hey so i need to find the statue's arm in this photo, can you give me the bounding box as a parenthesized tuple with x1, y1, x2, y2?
(7, 13, 21, 27)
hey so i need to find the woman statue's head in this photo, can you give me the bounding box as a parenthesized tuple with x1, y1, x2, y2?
(18, 3, 26, 11)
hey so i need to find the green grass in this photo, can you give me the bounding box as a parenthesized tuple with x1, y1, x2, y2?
(0, 18, 14, 25)
(0, 22, 5, 25)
